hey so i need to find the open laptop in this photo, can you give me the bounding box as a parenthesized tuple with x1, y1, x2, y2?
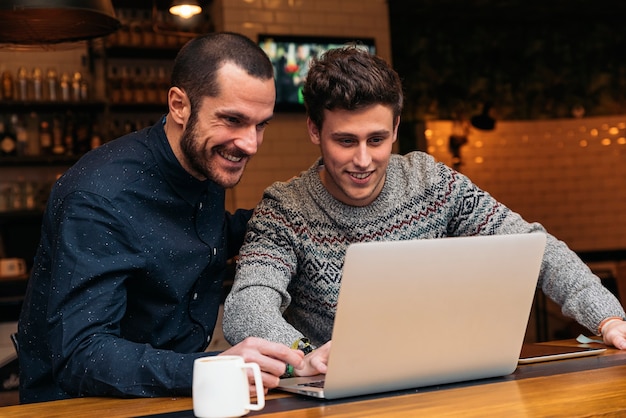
(278, 232, 547, 399)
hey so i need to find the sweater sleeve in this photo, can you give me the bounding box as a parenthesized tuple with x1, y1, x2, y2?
(223, 190, 306, 347)
(538, 235, 625, 334)
(441, 163, 625, 333)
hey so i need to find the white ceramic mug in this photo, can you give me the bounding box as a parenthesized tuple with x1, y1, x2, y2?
(192, 355, 265, 418)
(0, 258, 26, 278)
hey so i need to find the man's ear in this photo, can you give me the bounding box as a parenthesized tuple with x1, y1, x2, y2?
(307, 117, 321, 145)
(168, 87, 190, 125)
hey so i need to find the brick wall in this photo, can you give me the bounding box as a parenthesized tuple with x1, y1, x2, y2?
(425, 116, 626, 252)
(211, 0, 392, 211)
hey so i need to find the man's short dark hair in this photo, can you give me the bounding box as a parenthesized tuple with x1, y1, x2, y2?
(302, 45, 403, 129)
(171, 32, 275, 111)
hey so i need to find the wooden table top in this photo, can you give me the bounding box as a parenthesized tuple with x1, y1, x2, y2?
(2, 339, 625, 417)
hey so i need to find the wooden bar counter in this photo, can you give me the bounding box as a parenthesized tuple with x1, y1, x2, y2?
(2, 340, 625, 417)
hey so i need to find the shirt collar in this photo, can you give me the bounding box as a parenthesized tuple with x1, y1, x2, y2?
(150, 115, 218, 206)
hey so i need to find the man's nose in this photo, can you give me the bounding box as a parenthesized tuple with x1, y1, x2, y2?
(234, 126, 259, 156)
(353, 143, 372, 168)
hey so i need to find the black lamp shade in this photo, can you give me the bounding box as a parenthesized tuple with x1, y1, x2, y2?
(0, 0, 120, 45)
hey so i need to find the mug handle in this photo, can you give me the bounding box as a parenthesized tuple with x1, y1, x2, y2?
(243, 362, 265, 411)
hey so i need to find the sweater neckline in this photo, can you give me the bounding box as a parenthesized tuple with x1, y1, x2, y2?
(305, 157, 397, 220)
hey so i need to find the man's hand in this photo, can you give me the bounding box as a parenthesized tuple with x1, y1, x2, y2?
(293, 341, 331, 377)
(601, 319, 626, 350)
(220, 337, 304, 393)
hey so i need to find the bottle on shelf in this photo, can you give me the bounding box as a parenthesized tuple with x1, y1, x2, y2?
(63, 112, 76, 155)
(153, 10, 167, 47)
(71, 72, 82, 102)
(60, 72, 71, 102)
(90, 122, 103, 150)
(80, 77, 89, 101)
(25, 112, 40, 156)
(23, 181, 36, 210)
(62, 112, 75, 155)
(122, 119, 135, 135)
(120, 66, 133, 103)
(130, 14, 143, 47)
(145, 67, 159, 104)
(32, 67, 43, 101)
(2, 70, 14, 101)
(133, 67, 146, 104)
(51, 115, 65, 155)
(17, 67, 29, 101)
(157, 67, 169, 104)
(114, 8, 131, 47)
(141, 9, 155, 47)
(10, 182, 23, 211)
(12, 114, 28, 157)
(109, 65, 122, 103)
(38, 119, 53, 156)
(0, 116, 17, 157)
(73, 113, 90, 155)
(46, 67, 58, 102)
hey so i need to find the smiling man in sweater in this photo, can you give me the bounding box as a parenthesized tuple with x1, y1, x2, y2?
(223, 45, 626, 377)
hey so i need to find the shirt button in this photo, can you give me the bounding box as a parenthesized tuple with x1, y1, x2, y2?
(193, 292, 198, 300)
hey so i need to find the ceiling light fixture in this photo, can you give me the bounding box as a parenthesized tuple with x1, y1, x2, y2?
(169, 0, 202, 19)
(0, 0, 120, 45)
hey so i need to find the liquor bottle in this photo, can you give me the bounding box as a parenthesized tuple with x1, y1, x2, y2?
(39, 120, 53, 155)
(109, 65, 122, 103)
(1, 70, 14, 101)
(141, 9, 154, 46)
(145, 67, 158, 103)
(133, 67, 146, 103)
(60, 72, 71, 102)
(130, 19, 143, 46)
(71, 72, 82, 101)
(153, 11, 167, 47)
(0, 116, 17, 157)
(80, 78, 89, 101)
(25, 111, 40, 156)
(51, 115, 65, 155)
(73, 113, 90, 155)
(47, 67, 58, 102)
(115, 8, 130, 46)
(157, 67, 169, 104)
(122, 119, 134, 135)
(23, 181, 36, 210)
(17, 67, 29, 101)
(32, 67, 43, 101)
(12, 114, 28, 157)
(90, 122, 103, 149)
(120, 66, 133, 103)
(62, 113, 75, 155)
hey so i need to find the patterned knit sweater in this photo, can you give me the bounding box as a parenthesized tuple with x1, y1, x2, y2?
(223, 152, 625, 347)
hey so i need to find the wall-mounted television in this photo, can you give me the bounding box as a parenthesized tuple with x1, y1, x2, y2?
(258, 34, 376, 112)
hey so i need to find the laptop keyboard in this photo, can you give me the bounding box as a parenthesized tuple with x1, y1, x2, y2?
(298, 380, 325, 388)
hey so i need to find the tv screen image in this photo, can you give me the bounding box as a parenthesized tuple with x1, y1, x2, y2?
(258, 34, 376, 111)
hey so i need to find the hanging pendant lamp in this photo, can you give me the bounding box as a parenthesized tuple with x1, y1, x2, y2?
(0, 0, 120, 45)
(169, 0, 202, 19)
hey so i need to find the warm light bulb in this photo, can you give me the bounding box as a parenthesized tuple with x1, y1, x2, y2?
(169, 4, 202, 18)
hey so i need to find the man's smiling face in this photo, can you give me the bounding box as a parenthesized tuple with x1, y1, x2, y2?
(180, 62, 275, 187)
(308, 104, 398, 207)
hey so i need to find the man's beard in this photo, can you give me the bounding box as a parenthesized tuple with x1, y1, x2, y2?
(180, 112, 247, 188)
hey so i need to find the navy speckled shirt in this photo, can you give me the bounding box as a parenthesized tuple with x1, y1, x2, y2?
(17, 117, 252, 403)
